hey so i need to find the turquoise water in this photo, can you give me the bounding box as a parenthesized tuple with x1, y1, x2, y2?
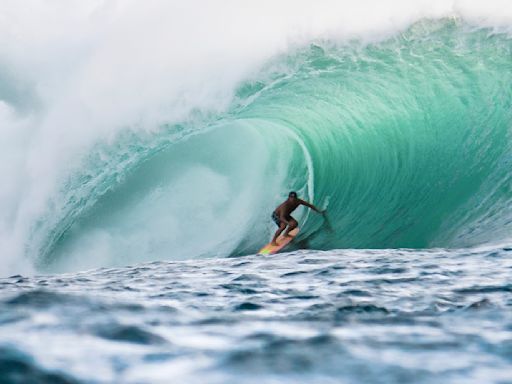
(31, 20, 512, 271)
(236, 20, 512, 249)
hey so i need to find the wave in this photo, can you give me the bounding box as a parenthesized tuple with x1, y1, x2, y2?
(1, 2, 512, 274)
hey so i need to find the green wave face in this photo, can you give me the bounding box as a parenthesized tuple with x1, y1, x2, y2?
(236, 20, 512, 249)
(41, 20, 512, 271)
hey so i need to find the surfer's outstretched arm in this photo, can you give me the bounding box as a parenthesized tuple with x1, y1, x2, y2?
(299, 199, 323, 213)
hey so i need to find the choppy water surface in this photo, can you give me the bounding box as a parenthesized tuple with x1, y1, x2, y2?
(1, 248, 511, 384)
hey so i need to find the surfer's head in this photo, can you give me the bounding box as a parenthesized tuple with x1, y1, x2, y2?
(288, 191, 298, 199)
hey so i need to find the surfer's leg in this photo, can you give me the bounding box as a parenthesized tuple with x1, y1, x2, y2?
(271, 222, 287, 246)
(283, 217, 298, 236)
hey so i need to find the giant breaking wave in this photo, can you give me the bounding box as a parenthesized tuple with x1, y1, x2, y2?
(1, 1, 512, 274)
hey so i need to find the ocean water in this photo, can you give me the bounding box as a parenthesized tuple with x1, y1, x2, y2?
(1, 1, 512, 383)
(1, 248, 512, 383)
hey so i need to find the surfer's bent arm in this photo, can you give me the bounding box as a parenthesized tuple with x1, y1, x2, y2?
(299, 199, 322, 213)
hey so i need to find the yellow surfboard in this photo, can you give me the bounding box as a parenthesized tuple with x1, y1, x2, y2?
(258, 228, 300, 255)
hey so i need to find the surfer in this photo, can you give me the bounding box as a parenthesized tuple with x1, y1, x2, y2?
(271, 191, 323, 245)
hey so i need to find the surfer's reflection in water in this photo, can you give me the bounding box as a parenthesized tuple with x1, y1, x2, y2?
(271, 191, 324, 246)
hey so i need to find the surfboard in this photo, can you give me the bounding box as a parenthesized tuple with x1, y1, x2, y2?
(258, 228, 300, 255)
